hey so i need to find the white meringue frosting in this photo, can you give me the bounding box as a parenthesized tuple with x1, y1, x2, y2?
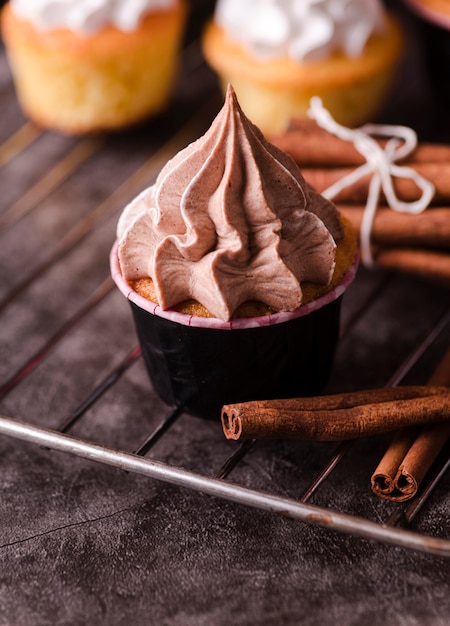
(10, 0, 177, 34)
(214, 0, 387, 62)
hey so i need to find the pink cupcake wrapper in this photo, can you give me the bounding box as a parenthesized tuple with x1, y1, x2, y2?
(110, 241, 359, 330)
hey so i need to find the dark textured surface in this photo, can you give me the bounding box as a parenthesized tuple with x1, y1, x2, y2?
(0, 2, 449, 625)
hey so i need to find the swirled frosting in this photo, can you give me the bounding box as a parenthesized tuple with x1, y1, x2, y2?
(10, 0, 176, 34)
(214, 0, 386, 62)
(117, 85, 344, 321)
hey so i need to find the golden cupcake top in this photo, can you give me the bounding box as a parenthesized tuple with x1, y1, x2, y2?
(117, 85, 345, 321)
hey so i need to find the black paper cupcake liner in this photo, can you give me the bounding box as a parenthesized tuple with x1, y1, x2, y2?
(111, 243, 358, 420)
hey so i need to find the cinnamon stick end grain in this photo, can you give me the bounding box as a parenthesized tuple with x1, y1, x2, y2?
(371, 473, 395, 497)
(221, 406, 243, 440)
(395, 468, 418, 497)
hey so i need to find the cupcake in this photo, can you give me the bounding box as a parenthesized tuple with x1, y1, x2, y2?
(202, 0, 404, 136)
(403, 0, 450, 104)
(110, 85, 358, 419)
(1, 0, 187, 135)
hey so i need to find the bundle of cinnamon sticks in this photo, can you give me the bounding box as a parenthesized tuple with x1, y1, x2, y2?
(271, 119, 450, 287)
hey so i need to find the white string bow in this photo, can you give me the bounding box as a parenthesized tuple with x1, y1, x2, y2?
(307, 97, 435, 266)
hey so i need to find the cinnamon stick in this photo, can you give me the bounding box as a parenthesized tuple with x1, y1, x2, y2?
(371, 346, 450, 501)
(369, 427, 420, 497)
(270, 119, 450, 167)
(339, 206, 450, 250)
(302, 162, 450, 205)
(221, 386, 450, 442)
(374, 247, 450, 288)
(392, 422, 450, 500)
(306, 162, 447, 204)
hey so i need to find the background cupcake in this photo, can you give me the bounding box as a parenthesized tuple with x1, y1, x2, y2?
(202, 0, 404, 136)
(1, 0, 187, 135)
(111, 86, 357, 419)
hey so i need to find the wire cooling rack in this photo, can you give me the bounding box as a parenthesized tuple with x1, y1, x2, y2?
(0, 38, 449, 558)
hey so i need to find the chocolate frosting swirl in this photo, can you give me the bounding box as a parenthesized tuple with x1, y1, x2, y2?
(117, 85, 343, 321)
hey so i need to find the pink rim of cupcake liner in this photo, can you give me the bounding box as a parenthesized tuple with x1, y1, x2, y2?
(404, 0, 450, 29)
(110, 241, 359, 330)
